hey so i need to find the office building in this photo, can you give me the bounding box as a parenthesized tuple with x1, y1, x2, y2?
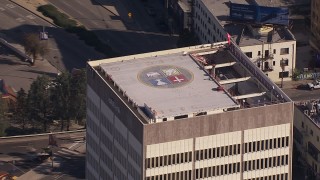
(310, 0, 320, 53)
(294, 99, 320, 179)
(86, 41, 293, 180)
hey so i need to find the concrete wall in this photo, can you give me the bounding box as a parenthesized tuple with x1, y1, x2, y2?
(144, 103, 293, 145)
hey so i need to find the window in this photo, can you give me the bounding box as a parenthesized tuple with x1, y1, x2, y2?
(258, 51, 261, 56)
(245, 52, 253, 58)
(310, 129, 314, 136)
(302, 121, 304, 128)
(273, 61, 275, 66)
(280, 48, 289, 55)
(279, 71, 289, 78)
(265, 50, 269, 57)
(273, 49, 276, 54)
(281, 59, 289, 66)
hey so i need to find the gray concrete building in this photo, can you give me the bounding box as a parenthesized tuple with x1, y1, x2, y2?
(86, 41, 293, 180)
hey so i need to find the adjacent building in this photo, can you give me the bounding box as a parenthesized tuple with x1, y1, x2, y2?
(193, 0, 296, 82)
(86, 41, 293, 180)
(310, 0, 320, 53)
(294, 99, 320, 179)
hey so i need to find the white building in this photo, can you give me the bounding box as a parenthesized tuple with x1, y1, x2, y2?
(86, 41, 293, 180)
(193, 0, 296, 82)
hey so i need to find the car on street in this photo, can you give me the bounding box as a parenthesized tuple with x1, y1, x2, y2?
(307, 79, 320, 90)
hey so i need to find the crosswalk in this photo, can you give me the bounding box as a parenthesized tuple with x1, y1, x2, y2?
(55, 148, 81, 159)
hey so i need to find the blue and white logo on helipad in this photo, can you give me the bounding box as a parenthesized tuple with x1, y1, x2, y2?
(138, 65, 193, 88)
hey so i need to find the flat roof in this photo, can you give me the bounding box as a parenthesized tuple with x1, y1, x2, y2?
(99, 51, 239, 120)
(201, 0, 295, 46)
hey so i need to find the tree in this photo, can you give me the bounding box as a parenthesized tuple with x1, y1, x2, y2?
(23, 33, 49, 65)
(69, 69, 86, 125)
(13, 88, 28, 130)
(51, 72, 71, 131)
(28, 76, 52, 132)
(0, 99, 8, 136)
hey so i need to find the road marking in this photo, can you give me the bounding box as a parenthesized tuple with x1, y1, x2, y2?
(6, 4, 15, 9)
(68, 142, 79, 150)
(60, 148, 80, 155)
(54, 174, 65, 180)
(16, 18, 25, 22)
(26, 15, 35, 20)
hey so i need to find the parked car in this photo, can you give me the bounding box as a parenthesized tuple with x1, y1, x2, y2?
(307, 79, 320, 90)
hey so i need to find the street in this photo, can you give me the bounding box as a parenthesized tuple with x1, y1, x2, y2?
(0, 132, 86, 180)
(47, 0, 178, 55)
(0, 0, 105, 71)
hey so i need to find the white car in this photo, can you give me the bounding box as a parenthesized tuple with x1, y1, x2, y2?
(307, 80, 320, 90)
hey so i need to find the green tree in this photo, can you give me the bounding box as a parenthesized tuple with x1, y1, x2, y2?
(28, 76, 52, 132)
(51, 72, 71, 131)
(13, 88, 28, 130)
(23, 33, 49, 65)
(0, 99, 8, 136)
(69, 69, 86, 126)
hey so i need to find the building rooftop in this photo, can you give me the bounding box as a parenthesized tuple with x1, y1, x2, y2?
(201, 0, 295, 46)
(89, 42, 291, 123)
(99, 48, 239, 121)
(296, 99, 320, 129)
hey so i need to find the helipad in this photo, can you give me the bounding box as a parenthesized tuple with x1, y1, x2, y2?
(99, 52, 239, 120)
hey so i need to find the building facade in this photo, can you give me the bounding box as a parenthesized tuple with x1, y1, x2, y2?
(294, 99, 320, 179)
(193, 0, 296, 82)
(310, 0, 320, 52)
(86, 41, 293, 180)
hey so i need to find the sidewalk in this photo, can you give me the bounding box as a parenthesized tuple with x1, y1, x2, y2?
(276, 79, 314, 90)
(16, 157, 62, 180)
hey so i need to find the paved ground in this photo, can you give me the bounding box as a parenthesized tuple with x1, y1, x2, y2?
(46, 0, 178, 56)
(0, 0, 105, 91)
(0, 45, 57, 91)
(0, 131, 86, 180)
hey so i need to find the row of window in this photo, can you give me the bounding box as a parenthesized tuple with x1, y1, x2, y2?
(146, 140, 289, 169)
(145, 170, 288, 180)
(114, 144, 127, 169)
(87, 97, 99, 118)
(245, 48, 290, 59)
(86, 168, 97, 180)
(195, 162, 241, 179)
(146, 152, 192, 168)
(128, 161, 141, 180)
(101, 108, 142, 167)
(100, 111, 113, 136)
(195, 144, 241, 161)
(100, 149, 112, 173)
(245, 173, 288, 180)
(87, 150, 99, 179)
(99, 166, 112, 180)
(146, 170, 192, 180)
(244, 136, 289, 153)
(244, 155, 289, 171)
(128, 145, 142, 167)
(114, 164, 126, 180)
(86, 124, 99, 156)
